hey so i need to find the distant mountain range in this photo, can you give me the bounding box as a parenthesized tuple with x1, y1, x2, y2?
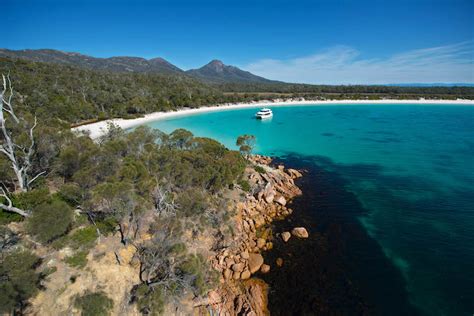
(0, 49, 183, 74)
(1, 49, 472, 87)
(384, 83, 474, 87)
(0, 48, 274, 84)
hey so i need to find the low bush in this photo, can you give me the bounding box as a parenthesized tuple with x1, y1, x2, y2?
(254, 165, 266, 174)
(27, 200, 74, 243)
(134, 284, 165, 316)
(238, 179, 251, 192)
(0, 250, 41, 314)
(12, 187, 51, 210)
(0, 210, 23, 225)
(58, 183, 83, 206)
(74, 291, 113, 316)
(177, 189, 209, 217)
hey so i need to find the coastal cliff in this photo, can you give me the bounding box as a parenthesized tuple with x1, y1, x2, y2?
(195, 155, 304, 315)
(19, 153, 304, 316)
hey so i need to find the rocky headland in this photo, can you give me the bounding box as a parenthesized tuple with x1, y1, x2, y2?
(195, 155, 306, 315)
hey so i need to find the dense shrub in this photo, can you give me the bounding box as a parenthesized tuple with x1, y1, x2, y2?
(177, 189, 209, 217)
(58, 183, 83, 206)
(27, 200, 74, 243)
(12, 187, 51, 210)
(134, 284, 165, 316)
(0, 250, 41, 314)
(254, 165, 266, 174)
(238, 179, 251, 192)
(74, 291, 113, 316)
(179, 253, 217, 295)
(0, 210, 23, 225)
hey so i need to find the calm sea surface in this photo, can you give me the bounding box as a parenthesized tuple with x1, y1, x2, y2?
(143, 104, 474, 316)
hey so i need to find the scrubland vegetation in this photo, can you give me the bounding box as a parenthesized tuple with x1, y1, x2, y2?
(0, 73, 247, 314)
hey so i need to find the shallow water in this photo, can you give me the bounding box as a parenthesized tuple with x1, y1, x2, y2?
(144, 104, 474, 316)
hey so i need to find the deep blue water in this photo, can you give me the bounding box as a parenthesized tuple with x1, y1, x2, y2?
(143, 104, 474, 316)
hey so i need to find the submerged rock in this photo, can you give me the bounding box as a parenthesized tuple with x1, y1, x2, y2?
(260, 264, 271, 274)
(291, 227, 309, 238)
(276, 257, 284, 267)
(281, 231, 291, 242)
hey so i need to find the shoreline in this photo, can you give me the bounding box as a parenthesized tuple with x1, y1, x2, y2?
(72, 98, 474, 139)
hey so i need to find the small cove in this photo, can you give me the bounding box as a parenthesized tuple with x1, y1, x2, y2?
(142, 104, 474, 315)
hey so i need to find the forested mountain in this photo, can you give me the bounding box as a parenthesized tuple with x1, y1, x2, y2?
(0, 56, 472, 127)
(186, 59, 276, 84)
(0, 49, 278, 84)
(0, 48, 183, 74)
(0, 57, 233, 123)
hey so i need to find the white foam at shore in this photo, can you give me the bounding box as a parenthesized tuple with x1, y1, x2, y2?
(72, 99, 474, 139)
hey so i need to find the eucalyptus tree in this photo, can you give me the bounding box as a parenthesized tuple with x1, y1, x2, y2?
(0, 74, 44, 217)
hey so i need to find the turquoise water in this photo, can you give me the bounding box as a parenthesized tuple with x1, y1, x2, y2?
(144, 104, 474, 315)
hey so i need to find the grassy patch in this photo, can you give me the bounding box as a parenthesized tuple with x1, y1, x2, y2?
(51, 225, 98, 251)
(65, 251, 88, 269)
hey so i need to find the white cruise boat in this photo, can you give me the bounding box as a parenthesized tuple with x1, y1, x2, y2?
(255, 108, 273, 119)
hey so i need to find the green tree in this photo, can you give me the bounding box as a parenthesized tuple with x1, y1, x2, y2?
(169, 129, 193, 149)
(236, 134, 256, 157)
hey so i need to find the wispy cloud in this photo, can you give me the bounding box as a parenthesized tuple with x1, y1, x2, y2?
(244, 42, 474, 84)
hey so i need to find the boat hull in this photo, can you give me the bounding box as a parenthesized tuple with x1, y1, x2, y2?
(256, 114, 273, 119)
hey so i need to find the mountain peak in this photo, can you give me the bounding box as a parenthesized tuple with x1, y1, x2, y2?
(204, 59, 225, 72)
(186, 59, 275, 84)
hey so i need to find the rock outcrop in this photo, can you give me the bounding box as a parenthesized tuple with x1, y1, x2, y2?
(207, 155, 303, 315)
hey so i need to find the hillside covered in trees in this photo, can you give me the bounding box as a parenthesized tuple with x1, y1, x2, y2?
(0, 73, 247, 313)
(0, 67, 306, 314)
(0, 56, 472, 126)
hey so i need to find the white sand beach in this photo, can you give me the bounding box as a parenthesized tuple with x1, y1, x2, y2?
(72, 99, 474, 139)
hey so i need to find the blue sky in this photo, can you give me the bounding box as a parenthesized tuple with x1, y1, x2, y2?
(4, 0, 474, 84)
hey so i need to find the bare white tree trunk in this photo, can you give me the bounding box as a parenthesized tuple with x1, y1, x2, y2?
(0, 188, 30, 217)
(0, 74, 44, 217)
